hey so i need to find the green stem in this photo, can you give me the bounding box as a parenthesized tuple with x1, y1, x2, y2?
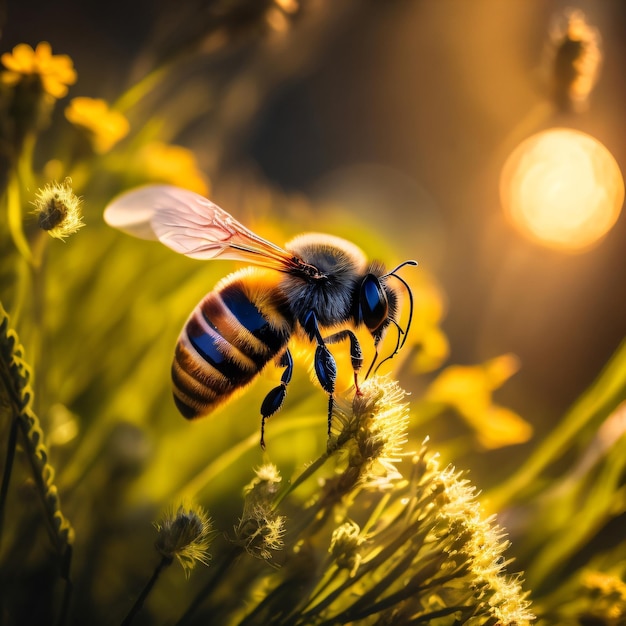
(177, 414, 325, 502)
(56, 545, 73, 626)
(121, 555, 172, 626)
(273, 448, 332, 508)
(0, 414, 19, 547)
(176, 544, 244, 625)
(114, 65, 171, 113)
(6, 173, 33, 265)
(273, 421, 359, 509)
(0, 303, 74, 557)
(488, 338, 626, 510)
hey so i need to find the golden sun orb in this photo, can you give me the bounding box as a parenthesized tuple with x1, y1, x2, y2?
(500, 128, 624, 251)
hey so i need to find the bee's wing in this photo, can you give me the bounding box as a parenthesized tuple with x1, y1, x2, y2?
(104, 185, 304, 271)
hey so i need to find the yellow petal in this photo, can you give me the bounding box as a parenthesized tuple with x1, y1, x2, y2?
(65, 97, 130, 153)
(413, 279, 446, 324)
(425, 355, 530, 448)
(426, 365, 491, 414)
(2, 44, 36, 72)
(472, 406, 533, 449)
(42, 76, 69, 99)
(34, 41, 53, 62)
(49, 55, 76, 77)
(412, 326, 449, 373)
(136, 142, 209, 195)
(483, 354, 520, 389)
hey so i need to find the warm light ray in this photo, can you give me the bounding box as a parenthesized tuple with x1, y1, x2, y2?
(500, 128, 624, 251)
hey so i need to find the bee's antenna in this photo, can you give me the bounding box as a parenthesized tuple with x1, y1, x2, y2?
(384, 259, 418, 276)
(386, 271, 415, 352)
(372, 319, 403, 375)
(370, 260, 417, 377)
(364, 347, 379, 380)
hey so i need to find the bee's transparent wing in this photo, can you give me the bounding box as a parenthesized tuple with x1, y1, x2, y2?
(104, 185, 303, 271)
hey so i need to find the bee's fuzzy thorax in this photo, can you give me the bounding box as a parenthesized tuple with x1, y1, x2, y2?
(282, 233, 369, 329)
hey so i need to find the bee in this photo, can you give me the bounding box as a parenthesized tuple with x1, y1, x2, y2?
(104, 185, 416, 447)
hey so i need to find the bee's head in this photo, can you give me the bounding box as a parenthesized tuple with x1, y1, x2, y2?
(357, 260, 418, 378)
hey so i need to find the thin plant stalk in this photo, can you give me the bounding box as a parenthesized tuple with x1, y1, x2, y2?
(176, 544, 244, 626)
(177, 413, 325, 502)
(121, 555, 172, 626)
(0, 415, 19, 545)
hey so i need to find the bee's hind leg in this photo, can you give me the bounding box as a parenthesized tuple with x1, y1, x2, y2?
(260, 349, 293, 449)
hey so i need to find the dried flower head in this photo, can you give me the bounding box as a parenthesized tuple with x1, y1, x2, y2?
(235, 505, 286, 561)
(1, 42, 76, 99)
(65, 97, 130, 153)
(32, 178, 84, 240)
(235, 465, 285, 561)
(155, 504, 213, 577)
(329, 520, 365, 577)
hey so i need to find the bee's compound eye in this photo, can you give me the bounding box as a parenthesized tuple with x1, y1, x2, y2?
(360, 274, 388, 331)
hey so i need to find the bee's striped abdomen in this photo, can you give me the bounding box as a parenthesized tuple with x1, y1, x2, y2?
(172, 277, 292, 419)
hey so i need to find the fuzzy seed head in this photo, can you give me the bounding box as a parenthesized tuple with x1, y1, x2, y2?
(32, 178, 84, 240)
(155, 504, 213, 577)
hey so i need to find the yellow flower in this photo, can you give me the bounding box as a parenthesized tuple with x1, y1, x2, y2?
(135, 141, 209, 196)
(1, 42, 76, 99)
(425, 354, 533, 448)
(65, 97, 130, 153)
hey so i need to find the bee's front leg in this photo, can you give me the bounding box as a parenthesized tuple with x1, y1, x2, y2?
(323, 329, 364, 394)
(303, 311, 337, 437)
(260, 349, 293, 449)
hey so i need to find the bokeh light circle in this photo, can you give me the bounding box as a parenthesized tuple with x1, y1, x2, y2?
(500, 128, 624, 251)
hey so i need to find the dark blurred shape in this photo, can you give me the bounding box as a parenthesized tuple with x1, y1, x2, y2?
(548, 8, 602, 112)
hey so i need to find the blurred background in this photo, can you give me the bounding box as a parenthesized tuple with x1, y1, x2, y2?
(1, 0, 626, 622)
(2, 0, 625, 471)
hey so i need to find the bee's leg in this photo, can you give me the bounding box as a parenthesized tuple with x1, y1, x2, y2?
(323, 329, 364, 394)
(315, 343, 336, 437)
(303, 311, 337, 437)
(259, 349, 293, 449)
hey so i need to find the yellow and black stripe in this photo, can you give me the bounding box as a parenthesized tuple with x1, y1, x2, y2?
(171, 270, 293, 419)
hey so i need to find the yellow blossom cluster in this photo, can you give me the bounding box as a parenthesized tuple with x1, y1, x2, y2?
(1, 41, 76, 98)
